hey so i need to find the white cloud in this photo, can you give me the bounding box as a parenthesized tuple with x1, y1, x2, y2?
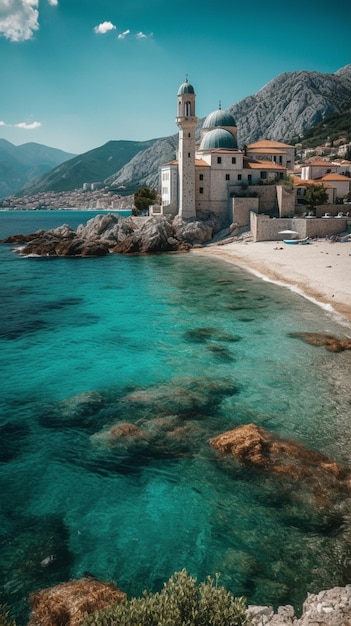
(0, 120, 41, 129)
(117, 29, 130, 39)
(94, 20, 116, 35)
(136, 31, 147, 39)
(0, 0, 57, 42)
(15, 121, 41, 129)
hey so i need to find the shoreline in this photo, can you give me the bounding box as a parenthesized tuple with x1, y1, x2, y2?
(192, 237, 351, 330)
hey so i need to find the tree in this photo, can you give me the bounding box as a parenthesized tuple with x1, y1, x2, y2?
(133, 186, 158, 215)
(304, 183, 328, 212)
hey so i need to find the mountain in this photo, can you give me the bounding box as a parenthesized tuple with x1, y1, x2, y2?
(19, 139, 160, 196)
(105, 135, 179, 192)
(0, 140, 75, 198)
(228, 64, 351, 146)
(15, 64, 351, 196)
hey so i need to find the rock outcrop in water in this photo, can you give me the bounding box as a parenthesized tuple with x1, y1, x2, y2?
(1, 213, 223, 256)
(209, 423, 351, 507)
(289, 332, 351, 353)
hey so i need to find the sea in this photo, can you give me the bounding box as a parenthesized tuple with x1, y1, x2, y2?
(1, 210, 351, 623)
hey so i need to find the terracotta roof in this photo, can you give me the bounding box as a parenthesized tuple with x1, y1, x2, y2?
(246, 147, 287, 154)
(195, 159, 210, 167)
(321, 173, 351, 181)
(246, 139, 293, 149)
(245, 159, 286, 170)
(293, 177, 335, 189)
(302, 158, 332, 167)
(162, 160, 178, 166)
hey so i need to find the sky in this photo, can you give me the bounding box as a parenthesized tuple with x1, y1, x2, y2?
(0, 0, 350, 155)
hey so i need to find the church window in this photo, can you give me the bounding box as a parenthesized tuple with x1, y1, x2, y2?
(188, 133, 191, 137)
(217, 157, 222, 164)
(188, 153, 191, 158)
(226, 174, 230, 180)
(232, 157, 236, 164)
(199, 174, 204, 180)
(237, 174, 242, 181)
(199, 187, 204, 194)
(185, 101, 191, 116)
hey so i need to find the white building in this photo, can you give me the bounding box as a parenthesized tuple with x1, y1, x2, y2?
(160, 78, 293, 220)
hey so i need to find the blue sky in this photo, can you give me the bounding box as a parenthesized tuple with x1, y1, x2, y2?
(0, 0, 350, 155)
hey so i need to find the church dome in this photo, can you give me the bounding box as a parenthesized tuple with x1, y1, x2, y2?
(199, 128, 238, 151)
(177, 78, 195, 95)
(203, 108, 236, 128)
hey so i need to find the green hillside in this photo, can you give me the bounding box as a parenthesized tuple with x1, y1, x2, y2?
(291, 105, 351, 148)
(19, 139, 160, 195)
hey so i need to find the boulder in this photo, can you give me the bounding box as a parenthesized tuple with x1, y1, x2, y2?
(76, 213, 120, 244)
(173, 218, 213, 244)
(209, 423, 351, 505)
(28, 578, 126, 626)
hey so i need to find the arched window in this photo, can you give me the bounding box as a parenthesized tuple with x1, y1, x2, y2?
(185, 101, 191, 116)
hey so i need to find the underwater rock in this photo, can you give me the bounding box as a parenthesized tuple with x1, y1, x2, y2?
(209, 424, 351, 506)
(38, 391, 105, 430)
(28, 578, 126, 626)
(289, 332, 351, 352)
(121, 376, 238, 417)
(91, 416, 204, 460)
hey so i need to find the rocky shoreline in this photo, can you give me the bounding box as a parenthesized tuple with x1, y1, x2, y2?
(0, 212, 230, 256)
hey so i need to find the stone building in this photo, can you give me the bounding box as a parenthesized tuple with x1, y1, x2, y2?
(160, 78, 294, 220)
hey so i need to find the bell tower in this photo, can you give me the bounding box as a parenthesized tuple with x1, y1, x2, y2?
(176, 77, 197, 219)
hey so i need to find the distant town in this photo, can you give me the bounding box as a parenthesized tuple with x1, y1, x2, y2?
(0, 185, 135, 212)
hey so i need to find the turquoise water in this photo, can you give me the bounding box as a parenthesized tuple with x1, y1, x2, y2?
(1, 211, 351, 622)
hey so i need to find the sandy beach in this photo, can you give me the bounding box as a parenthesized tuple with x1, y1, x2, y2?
(193, 237, 351, 328)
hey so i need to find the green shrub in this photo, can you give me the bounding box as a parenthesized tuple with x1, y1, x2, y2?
(82, 570, 250, 626)
(0, 606, 15, 626)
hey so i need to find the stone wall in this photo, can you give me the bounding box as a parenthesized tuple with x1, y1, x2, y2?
(251, 212, 348, 242)
(229, 197, 259, 228)
(277, 185, 296, 217)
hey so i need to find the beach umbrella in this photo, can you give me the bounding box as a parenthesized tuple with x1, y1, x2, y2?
(278, 229, 299, 239)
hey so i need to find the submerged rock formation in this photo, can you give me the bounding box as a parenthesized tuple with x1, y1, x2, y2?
(1, 213, 221, 256)
(289, 332, 351, 353)
(209, 423, 351, 506)
(28, 578, 126, 626)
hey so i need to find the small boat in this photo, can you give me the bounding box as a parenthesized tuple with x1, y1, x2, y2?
(283, 237, 309, 245)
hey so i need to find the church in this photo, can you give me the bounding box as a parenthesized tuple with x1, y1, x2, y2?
(160, 78, 295, 220)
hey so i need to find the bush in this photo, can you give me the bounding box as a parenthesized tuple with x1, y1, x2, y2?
(0, 606, 15, 626)
(82, 570, 249, 626)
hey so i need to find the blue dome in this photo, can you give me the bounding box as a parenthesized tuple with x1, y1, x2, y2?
(199, 128, 238, 151)
(203, 108, 236, 128)
(177, 79, 195, 95)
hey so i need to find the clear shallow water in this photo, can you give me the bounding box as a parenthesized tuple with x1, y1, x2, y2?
(1, 211, 351, 622)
